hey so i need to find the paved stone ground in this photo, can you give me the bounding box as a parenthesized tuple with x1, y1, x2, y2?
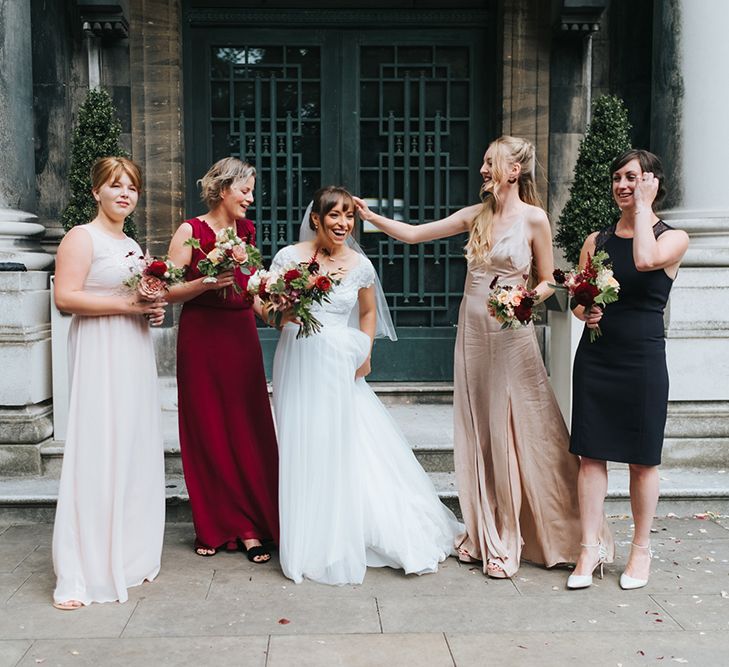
(1, 517, 729, 666)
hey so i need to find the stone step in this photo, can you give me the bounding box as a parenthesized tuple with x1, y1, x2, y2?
(39, 404, 729, 478)
(1, 468, 728, 523)
(40, 393, 458, 478)
(157, 376, 455, 409)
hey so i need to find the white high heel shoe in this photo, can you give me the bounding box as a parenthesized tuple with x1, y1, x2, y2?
(620, 542, 653, 590)
(567, 542, 608, 589)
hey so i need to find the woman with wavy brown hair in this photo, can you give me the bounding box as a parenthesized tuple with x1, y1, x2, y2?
(355, 136, 611, 578)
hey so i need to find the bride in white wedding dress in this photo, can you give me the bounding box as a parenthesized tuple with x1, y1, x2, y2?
(271, 186, 461, 585)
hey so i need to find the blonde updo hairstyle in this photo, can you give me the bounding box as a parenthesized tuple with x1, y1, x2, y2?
(465, 136, 542, 267)
(198, 157, 256, 210)
(90, 156, 142, 194)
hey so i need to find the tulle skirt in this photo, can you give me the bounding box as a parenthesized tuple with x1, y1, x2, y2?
(273, 322, 461, 585)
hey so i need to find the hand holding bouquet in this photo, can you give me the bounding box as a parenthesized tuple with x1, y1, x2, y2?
(185, 226, 262, 295)
(487, 275, 539, 329)
(123, 252, 185, 301)
(249, 252, 341, 338)
(551, 250, 620, 342)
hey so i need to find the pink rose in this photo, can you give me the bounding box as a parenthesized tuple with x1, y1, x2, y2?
(231, 245, 248, 264)
(138, 275, 167, 301)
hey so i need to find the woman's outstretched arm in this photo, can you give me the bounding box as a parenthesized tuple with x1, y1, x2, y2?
(353, 197, 479, 244)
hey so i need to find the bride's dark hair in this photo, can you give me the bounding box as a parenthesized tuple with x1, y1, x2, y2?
(309, 186, 356, 230)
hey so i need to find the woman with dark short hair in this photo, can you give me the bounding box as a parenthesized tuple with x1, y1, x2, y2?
(566, 149, 689, 590)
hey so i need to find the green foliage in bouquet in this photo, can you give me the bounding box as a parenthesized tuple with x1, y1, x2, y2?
(61, 88, 137, 238)
(555, 95, 632, 265)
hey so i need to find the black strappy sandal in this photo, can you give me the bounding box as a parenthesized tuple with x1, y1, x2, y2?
(238, 538, 271, 564)
(194, 538, 217, 557)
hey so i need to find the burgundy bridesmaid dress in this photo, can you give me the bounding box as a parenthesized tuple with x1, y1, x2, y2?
(177, 217, 279, 549)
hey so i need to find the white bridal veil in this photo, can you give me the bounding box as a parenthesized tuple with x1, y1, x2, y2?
(298, 201, 397, 341)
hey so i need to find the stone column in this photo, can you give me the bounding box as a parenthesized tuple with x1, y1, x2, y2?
(0, 0, 53, 474)
(652, 0, 729, 466)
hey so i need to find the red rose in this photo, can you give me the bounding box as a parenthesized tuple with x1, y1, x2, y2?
(572, 281, 599, 307)
(513, 299, 534, 324)
(258, 278, 268, 296)
(146, 260, 168, 278)
(284, 269, 302, 283)
(315, 275, 332, 291)
(552, 268, 566, 285)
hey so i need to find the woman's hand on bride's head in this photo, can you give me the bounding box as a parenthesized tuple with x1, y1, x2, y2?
(352, 196, 375, 222)
(355, 356, 372, 380)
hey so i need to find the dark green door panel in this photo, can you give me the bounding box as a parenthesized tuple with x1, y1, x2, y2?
(183, 8, 496, 380)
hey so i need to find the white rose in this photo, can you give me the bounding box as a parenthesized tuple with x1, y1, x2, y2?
(596, 268, 614, 291)
(247, 273, 261, 292)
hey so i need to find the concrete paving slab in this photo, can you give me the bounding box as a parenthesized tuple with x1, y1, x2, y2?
(446, 631, 729, 667)
(354, 559, 519, 598)
(267, 633, 454, 667)
(0, 544, 38, 574)
(0, 602, 136, 640)
(0, 572, 30, 604)
(378, 594, 680, 633)
(11, 545, 51, 576)
(1, 517, 727, 663)
(0, 640, 31, 667)
(0, 524, 53, 543)
(207, 558, 516, 602)
(122, 596, 380, 637)
(654, 593, 729, 631)
(17, 637, 269, 667)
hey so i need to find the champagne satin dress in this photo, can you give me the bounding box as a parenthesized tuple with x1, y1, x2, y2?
(453, 217, 613, 577)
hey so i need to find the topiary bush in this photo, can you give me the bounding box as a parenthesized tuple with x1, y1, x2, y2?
(555, 95, 632, 265)
(61, 88, 137, 238)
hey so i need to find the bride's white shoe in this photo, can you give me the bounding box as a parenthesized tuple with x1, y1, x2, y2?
(567, 542, 608, 589)
(619, 542, 653, 590)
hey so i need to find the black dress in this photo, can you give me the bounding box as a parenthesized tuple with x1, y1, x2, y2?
(570, 221, 675, 465)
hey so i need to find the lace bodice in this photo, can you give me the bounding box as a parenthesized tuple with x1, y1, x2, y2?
(79, 224, 142, 296)
(270, 245, 376, 329)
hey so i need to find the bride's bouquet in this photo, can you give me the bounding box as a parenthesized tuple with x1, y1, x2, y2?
(487, 275, 539, 329)
(185, 226, 262, 295)
(249, 252, 341, 339)
(551, 250, 620, 342)
(123, 252, 185, 301)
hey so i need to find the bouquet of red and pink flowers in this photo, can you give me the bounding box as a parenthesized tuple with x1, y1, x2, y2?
(185, 226, 262, 294)
(123, 252, 186, 301)
(487, 275, 539, 329)
(248, 252, 341, 338)
(552, 250, 620, 342)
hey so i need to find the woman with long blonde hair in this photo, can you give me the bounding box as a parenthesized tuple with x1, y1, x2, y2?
(355, 135, 611, 578)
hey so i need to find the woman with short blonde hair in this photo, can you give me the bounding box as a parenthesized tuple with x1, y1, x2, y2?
(167, 157, 279, 563)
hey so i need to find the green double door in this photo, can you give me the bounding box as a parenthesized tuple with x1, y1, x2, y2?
(184, 9, 495, 380)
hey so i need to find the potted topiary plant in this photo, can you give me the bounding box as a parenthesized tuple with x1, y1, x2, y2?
(61, 88, 137, 238)
(555, 94, 632, 266)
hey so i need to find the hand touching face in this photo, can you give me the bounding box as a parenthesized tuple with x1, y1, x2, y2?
(612, 158, 658, 211)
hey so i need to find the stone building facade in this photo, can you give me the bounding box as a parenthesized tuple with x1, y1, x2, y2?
(0, 0, 726, 474)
